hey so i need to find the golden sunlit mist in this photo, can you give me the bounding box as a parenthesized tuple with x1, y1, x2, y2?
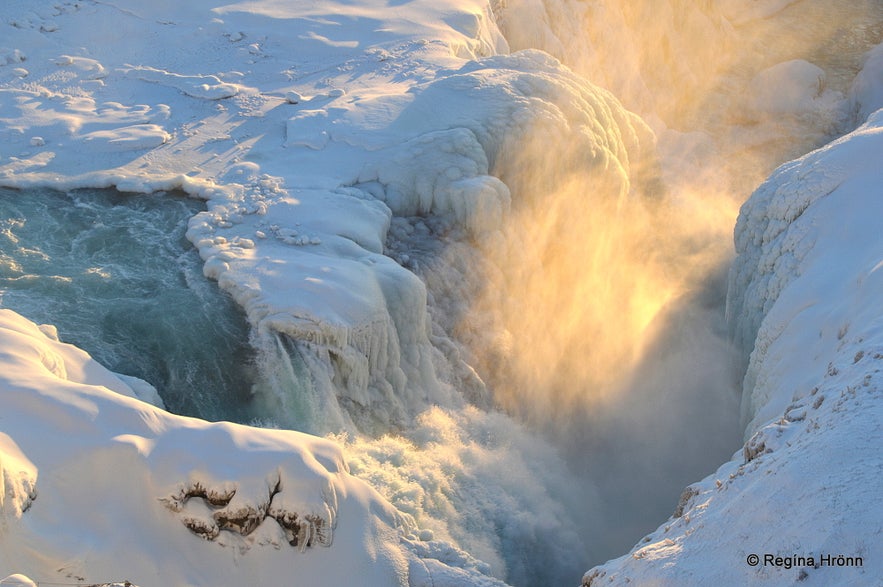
(460, 0, 883, 425)
(460, 128, 737, 423)
(378, 1, 883, 564)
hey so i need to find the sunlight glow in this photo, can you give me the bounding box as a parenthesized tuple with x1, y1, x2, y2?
(462, 0, 883, 423)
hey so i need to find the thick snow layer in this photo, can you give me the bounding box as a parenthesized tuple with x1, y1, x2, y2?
(0, 308, 504, 586)
(730, 112, 883, 432)
(582, 109, 883, 587)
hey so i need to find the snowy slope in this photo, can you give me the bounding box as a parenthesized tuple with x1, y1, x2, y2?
(0, 307, 515, 586)
(582, 107, 883, 587)
(0, 309, 402, 585)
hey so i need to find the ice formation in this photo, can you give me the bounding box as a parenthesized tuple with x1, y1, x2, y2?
(0, 434, 37, 526)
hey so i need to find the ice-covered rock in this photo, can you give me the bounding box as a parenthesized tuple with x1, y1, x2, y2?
(746, 60, 840, 120)
(728, 111, 883, 429)
(849, 41, 883, 126)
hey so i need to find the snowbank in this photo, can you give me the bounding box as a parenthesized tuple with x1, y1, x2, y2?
(0, 308, 508, 586)
(581, 109, 883, 587)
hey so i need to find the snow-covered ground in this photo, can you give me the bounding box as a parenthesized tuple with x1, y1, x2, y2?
(0, 308, 421, 586)
(1, 0, 882, 586)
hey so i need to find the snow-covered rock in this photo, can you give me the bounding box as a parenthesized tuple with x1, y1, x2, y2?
(0, 309, 503, 586)
(729, 111, 883, 431)
(849, 41, 883, 128)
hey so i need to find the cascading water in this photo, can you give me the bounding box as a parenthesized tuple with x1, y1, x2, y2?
(0, 186, 341, 429)
(0, 187, 264, 422)
(0, 188, 599, 584)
